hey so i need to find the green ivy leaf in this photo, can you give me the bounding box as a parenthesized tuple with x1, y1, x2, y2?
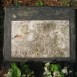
(11, 63, 18, 70)
(10, 63, 21, 77)
(50, 64, 61, 72)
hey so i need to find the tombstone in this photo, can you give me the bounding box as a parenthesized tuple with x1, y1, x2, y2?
(4, 7, 76, 62)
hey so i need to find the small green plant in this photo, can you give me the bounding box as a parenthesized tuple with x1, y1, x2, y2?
(8, 63, 21, 77)
(7, 63, 35, 77)
(43, 63, 64, 77)
(21, 64, 35, 77)
(35, 1, 44, 6)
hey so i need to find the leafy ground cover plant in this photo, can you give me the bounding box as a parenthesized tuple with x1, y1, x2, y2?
(35, 1, 44, 6)
(43, 62, 73, 77)
(4, 63, 35, 77)
(21, 64, 35, 77)
(7, 63, 21, 77)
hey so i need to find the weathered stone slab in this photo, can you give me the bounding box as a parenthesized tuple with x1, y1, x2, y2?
(11, 20, 69, 58)
(4, 7, 76, 62)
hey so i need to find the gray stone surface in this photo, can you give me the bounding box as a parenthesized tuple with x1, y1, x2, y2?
(11, 20, 70, 58)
